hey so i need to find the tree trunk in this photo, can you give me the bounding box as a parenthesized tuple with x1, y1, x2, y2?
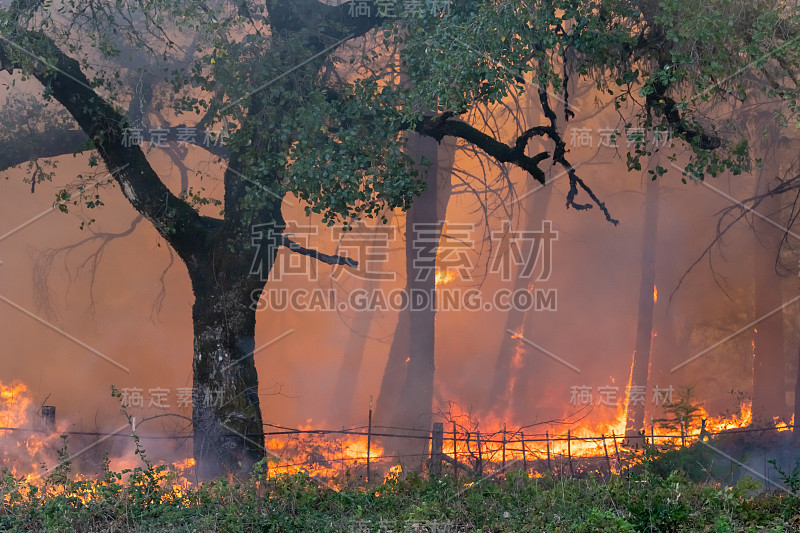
(751, 166, 787, 426)
(375, 134, 455, 465)
(648, 262, 690, 416)
(328, 268, 379, 423)
(794, 340, 800, 443)
(624, 162, 660, 439)
(374, 305, 411, 425)
(189, 247, 274, 479)
(489, 163, 553, 414)
(391, 133, 447, 461)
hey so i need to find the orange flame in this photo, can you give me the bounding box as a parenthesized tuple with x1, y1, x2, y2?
(0, 378, 791, 489)
(0, 381, 31, 432)
(435, 270, 456, 286)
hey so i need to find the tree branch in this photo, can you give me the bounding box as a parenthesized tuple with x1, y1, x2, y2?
(646, 85, 721, 150)
(279, 235, 358, 268)
(415, 89, 620, 225)
(536, 86, 618, 225)
(0, 126, 229, 173)
(0, 29, 210, 261)
(266, 0, 381, 44)
(414, 115, 549, 185)
(0, 128, 86, 172)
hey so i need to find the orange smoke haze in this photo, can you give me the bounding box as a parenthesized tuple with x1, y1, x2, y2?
(1, 58, 798, 480)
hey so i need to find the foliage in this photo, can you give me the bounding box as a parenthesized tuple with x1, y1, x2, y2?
(3, 460, 800, 532)
(769, 458, 800, 494)
(3, 0, 799, 226)
(3, 429, 800, 533)
(638, 439, 715, 482)
(654, 385, 705, 433)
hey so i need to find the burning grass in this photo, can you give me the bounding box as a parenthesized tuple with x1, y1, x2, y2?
(4, 381, 800, 530)
(3, 452, 800, 532)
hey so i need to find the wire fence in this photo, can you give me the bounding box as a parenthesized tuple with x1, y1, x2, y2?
(1, 415, 796, 484)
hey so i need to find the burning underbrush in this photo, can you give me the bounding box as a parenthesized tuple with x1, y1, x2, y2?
(264, 424, 383, 482)
(3, 445, 800, 533)
(3, 376, 800, 529)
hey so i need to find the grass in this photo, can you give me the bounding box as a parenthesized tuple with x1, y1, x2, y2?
(3, 431, 800, 532)
(3, 453, 800, 532)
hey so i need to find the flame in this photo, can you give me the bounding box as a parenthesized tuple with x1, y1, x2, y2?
(383, 464, 402, 483)
(265, 424, 384, 483)
(693, 403, 752, 433)
(653, 285, 657, 302)
(435, 270, 456, 286)
(0, 380, 62, 481)
(0, 379, 792, 491)
(0, 381, 31, 432)
(172, 457, 196, 471)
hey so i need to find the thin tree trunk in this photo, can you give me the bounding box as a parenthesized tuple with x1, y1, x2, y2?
(328, 312, 373, 423)
(376, 134, 455, 464)
(489, 170, 553, 412)
(507, 88, 560, 417)
(624, 161, 660, 439)
(328, 257, 380, 422)
(374, 307, 411, 425)
(751, 165, 787, 425)
(793, 340, 800, 443)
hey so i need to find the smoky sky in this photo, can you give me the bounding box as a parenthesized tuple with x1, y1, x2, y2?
(0, 65, 797, 465)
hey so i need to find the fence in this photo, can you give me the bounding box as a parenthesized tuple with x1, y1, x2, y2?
(1, 406, 796, 484)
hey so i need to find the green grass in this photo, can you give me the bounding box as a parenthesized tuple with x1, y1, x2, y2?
(2, 458, 800, 533)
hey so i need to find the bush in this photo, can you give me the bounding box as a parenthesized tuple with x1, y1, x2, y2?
(3, 452, 800, 532)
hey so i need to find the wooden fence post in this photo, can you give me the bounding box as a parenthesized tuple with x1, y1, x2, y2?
(650, 416, 655, 447)
(501, 424, 506, 472)
(602, 434, 611, 478)
(476, 431, 483, 477)
(40, 406, 55, 431)
(453, 422, 458, 482)
(430, 422, 443, 476)
(680, 417, 686, 448)
(366, 397, 372, 483)
(546, 431, 552, 473)
(567, 429, 575, 477)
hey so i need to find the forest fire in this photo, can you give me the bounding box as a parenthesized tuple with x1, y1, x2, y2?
(428, 395, 767, 476)
(0, 373, 789, 488)
(435, 270, 456, 286)
(0, 370, 795, 497)
(0, 0, 798, 502)
(0, 380, 207, 505)
(265, 427, 384, 481)
(0, 380, 61, 481)
(0, 381, 31, 431)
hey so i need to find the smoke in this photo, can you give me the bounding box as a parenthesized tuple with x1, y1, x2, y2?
(1, 56, 799, 475)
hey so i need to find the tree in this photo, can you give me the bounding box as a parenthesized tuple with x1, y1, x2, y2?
(373, 131, 455, 465)
(750, 118, 791, 426)
(2, 0, 798, 477)
(624, 157, 661, 439)
(487, 89, 552, 413)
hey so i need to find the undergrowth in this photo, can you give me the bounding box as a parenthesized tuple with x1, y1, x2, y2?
(2, 445, 800, 533)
